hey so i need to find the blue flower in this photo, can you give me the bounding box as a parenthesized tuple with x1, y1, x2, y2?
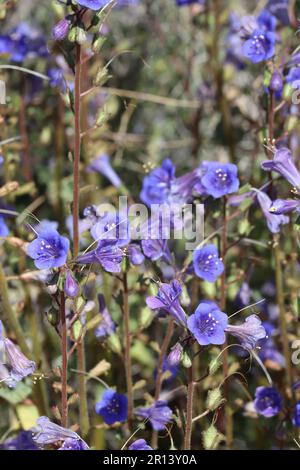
(76, 240, 124, 273)
(140, 159, 200, 207)
(47, 68, 67, 93)
(0, 216, 9, 237)
(27, 229, 70, 269)
(286, 67, 300, 90)
(0, 431, 38, 450)
(256, 190, 289, 233)
(86, 154, 122, 188)
(262, 148, 300, 189)
(176, 0, 205, 5)
(52, 19, 70, 41)
(0, 321, 36, 387)
(167, 343, 183, 366)
(129, 439, 153, 450)
(269, 70, 283, 93)
(142, 238, 172, 263)
(136, 401, 173, 431)
(95, 294, 116, 340)
(265, 0, 290, 26)
(0, 23, 48, 63)
(58, 438, 89, 450)
(225, 314, 267, 350)
(127, 244, 145, 266)
(257, 9, 277, 32)
(254, 386, 283, 417)
(242, 29, 276, 63)
(32, 416, 86, 447)
(95, 389, 128, 425)
(77, 0, 109, 9)
(269, 198, 300, 214)
(64, 270, 79, 298)
(146, 280, 187, 326)
(187, 301, 228, 346)
(192, 244, 224, 282)
(293, 402, 300, 427)
(200, 162, 240, 198)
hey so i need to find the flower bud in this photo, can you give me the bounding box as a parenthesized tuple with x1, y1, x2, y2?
(167, 343, 183, 367)
(52, 19, 70, 41)
(64, 270, 79, 298)
(75, 27, 87, 45)
(269, 70, 283, 92)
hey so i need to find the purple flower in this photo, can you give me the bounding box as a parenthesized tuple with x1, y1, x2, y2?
(293, 402, 300, 427)
(95, 389, 128, 425)
(32, 417, 86, 447)
(142, 238, 172, 263)
(140, 159, 200, 207)
(136, 401, 172, 431)
(192, 244, 224, 282)
(225, 314, 267, 350)
(0, 431, 38, 450)
(176, 0, 205, 5)
(187, 301, 228, 345)
(127, 244, 144, 266)
(0, 321, 36, 386)
(269, 198, 300, 214)
(254, 386, 283, 417)
(146, 280, 187, 326)
(0, 23, 48, 63)
(0, 216, 9, 237)
(266, 0, 290, 26)
(256, 190, 289, 233)
(77, 0, 109, 9)
(269, 70, 283, 93)
(76, 240, 124, 273)
(27, 229, 70, 269)
(261, 147, 300, 189)
(129, 439, 153, 450)
(91, 212, 130, 246)
(64, 270, 79, 298)
(200, 162, 240, 198)
(286, 67, 300, 90)
(236, 282, 251, 307)
(47, 68, 67, 93)
(167, 342, 183, 366)
(58, 438, 89, 450)
(52, 19, 70, 41)
(95, 294, 116, 340)
(242, 29, 276, 63)
(257, 9, 277, 32)
(86, 154, 122, 188)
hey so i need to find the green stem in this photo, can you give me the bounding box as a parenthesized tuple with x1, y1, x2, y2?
(123, 272, 133, 431)
(183, 363, 194, 450)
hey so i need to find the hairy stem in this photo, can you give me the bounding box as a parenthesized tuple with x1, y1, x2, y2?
(123, 272, 133, 431)
(183, 363, 194, 450)
(220, 197, 233, 448)
(60, 291, 68, 428)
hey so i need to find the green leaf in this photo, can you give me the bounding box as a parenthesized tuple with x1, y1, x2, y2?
(0, 381, 32, 405)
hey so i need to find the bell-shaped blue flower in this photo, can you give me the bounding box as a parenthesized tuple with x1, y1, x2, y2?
(136, 400, 173, 431)
(242, 29, 276, 63)
(269, 198, 300, 214)
(261, 147, 300, 189)
(293, 402, 300, 427)
(27, 229, 69, 270)
(95, 389, 128, 425)
(129, 439, 153, 450)
(192, 244, 224, 282)
(146, 280, 187, 326)
(253, 386, 283, 418)
(86, 154, 122, 188)
(200, 162, 240, 198)
(187, 301, 228, 345)
(77, 239, 124, 273)
(32, 416, 86, 447)
(225, 314, 267, 350)
(256, 190, 289, 233)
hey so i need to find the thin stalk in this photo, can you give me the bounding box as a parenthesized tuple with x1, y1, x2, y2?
(220, 197, 233, 448)
(151, 318, 174, 447)
(19, 80, 32, 182)
(183, 363, 194, 450)
(60, 291, 68, 428)
(267, 91, 293, 392)
(123, 272, 133, 431)
(73, 42, 90, 436)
